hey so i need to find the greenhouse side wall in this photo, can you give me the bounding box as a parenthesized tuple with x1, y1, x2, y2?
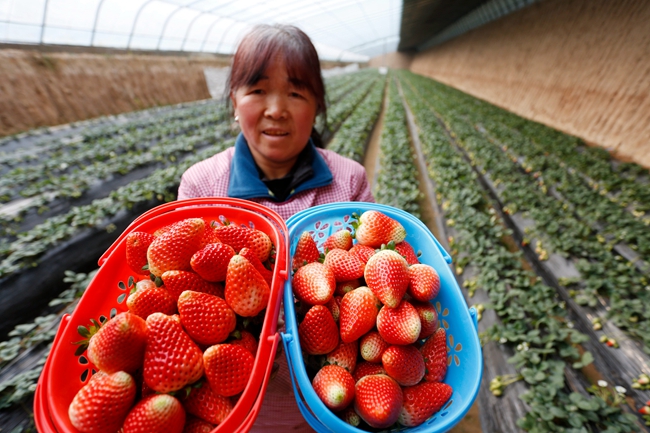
(406, 0, 650, 169)
(0, 50, 230, 136)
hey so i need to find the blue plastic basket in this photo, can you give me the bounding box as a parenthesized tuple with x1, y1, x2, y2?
(282, 202, 482, 433)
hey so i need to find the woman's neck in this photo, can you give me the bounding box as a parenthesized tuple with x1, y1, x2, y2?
(255, 157, 298, 180)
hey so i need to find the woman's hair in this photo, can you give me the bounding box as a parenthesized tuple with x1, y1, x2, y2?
(226, 24, 327, 147)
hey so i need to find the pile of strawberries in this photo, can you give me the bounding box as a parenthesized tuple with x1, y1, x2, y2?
(292, 210, 453, 429)
(68, 216, 276, 433)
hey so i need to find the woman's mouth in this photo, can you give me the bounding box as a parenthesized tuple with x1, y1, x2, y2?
(263, 129, 289, 136)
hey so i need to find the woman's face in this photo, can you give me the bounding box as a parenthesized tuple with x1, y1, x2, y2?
(231, 57, 318, 178)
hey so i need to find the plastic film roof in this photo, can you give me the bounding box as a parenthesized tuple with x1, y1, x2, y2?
(0, 0, 404, 61)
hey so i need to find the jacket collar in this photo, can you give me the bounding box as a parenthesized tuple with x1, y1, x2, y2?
(227, 133, 333, 201)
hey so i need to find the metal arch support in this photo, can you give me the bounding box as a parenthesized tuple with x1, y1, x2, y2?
(90, 0, 109, 46)
(39, 0, 50, 44)
(127, 0, 156, 49)
(156, 0, 204, 50)
(199, 16, 224, 52)
(181, 11, 209, 51)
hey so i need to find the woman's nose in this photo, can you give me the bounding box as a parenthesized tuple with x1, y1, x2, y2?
(264, 95, 288, 119)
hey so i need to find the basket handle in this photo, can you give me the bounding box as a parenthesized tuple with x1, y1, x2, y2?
(99, 197, 288, 266)
(233, 333, 281, 433)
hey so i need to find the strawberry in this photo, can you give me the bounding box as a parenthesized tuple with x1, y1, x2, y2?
(147, 218, 205, 277)
(143, 313, 204, 393)
(340, 406, 361, 427)
(239, 247, 274, 287)
(322, 229, 353, 252)
(352, 362, 386, 383)
(127, 279, 176, 319)
(214, 221, 252, 253)
(182, 415, 215, 433)
(354, 210, 406, 248)
(359, 331, 390, 363)
(349, 244, 376, 265)
(325, 340, 358, 373)
(224, 255, 270, 317)
(86, 311, 147, 374)
(323, 248, 365, 282)
(412, 300, 439, 340)
(395, 241, 419, 265)
(325, 295, 341, 322)
(407, 264, 441, 302)
(377, 301, 421, 345)
(312, 364, 356, 411)
(228, 329, 258, 357)
(183, 380, 234, 426)
(178, 291, 236, 346)
(335, 279, 360, 296)
(122, 394, 186, 433)
(381, 345, 425, 386)
(126, 231, 156, 275)
(68, 371, 136, 433)
(248, 228, 273, 262)
(190, 242, 235, 282)
(339, 287, 381, 343)
(200, 225, 221, 247)
(292, 231, 321, 271)
(203, 343, 255, 397)
(162, 270, 224, 302)
(421, 327, 448, 382)
(299, 305, 339, 355)
(292, 262, 336, 306)
(398, 382, 453, 427)
(354, 374, 403, 428)
(364, 249, 410, 308)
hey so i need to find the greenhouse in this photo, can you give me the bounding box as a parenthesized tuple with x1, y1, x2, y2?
(0, 0, 649, 432)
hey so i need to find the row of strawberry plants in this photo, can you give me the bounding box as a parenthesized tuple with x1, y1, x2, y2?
(326, 73, 385, 162)
(402, 71, 650, 352)
(324, 71, 381, 134)
(423, 85, 650, 260)
(398, 70, 639, 432)
(373, 76, 421, 218)
(325, 69, 377, 105)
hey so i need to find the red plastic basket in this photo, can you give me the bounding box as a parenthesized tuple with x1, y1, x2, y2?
(34, 198, 289, 433)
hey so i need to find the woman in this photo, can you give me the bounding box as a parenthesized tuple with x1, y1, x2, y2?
(178, 24, 374, 431)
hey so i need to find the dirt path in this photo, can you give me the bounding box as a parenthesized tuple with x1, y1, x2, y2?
(362, 79, 387, 190)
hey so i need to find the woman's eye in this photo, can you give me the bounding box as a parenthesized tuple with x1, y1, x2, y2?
(290, 92, 304, 98)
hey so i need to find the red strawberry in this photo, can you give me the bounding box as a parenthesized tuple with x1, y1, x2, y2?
(248, 228, 273, 262)
(323, 248, 365, 282)
(178, 291, 236, 346)
(359, 331, 390, 363)
(162, 270, 224, 302)
(398, 382, 453, 427)
(339, 287, 381, 343)
(225, 255, 270, 317)
(122, 394, 186, 433)
(200, 225, 221, 247)
(421, 327, 448, 382)
(293, 231, 321, 271)
(127, 279, 176, 319)
(364, 249, 409, 308)
(182, 415, 215, 433)
(183, 380, 234, 426)
(412, 300, 439, 340)
(147, 218, 205, 277)
(143, 313, 204, 393)
(377, 301, 421, 345)
(395, 241, 419, 265)
(203, 343, 255, 397)
(354, 211, 406, 247)
(86, 312, 147, 374)
(190, 242, 235, 282)
(353, 362, 386, 383)
(325, 295, 341, 322)
(382, 345, 425, 386)
(239, 247, 274, 287)
(349, 244, 376, 264)
(228, 329, 258, 357)
(354, 374, 403, 429)
(312, 364, 356, 411)
(335, 279, 360, 296)
(68, 371, 136, 433)
(292, 262, 336, 306)
(325, 340, 358, 373)
(299, 305, 339, 355)
(322, 229, 353, 252)
(407, 264, 441, 302)
(126, 231, 156, 275)
(214, 222, 251, 253)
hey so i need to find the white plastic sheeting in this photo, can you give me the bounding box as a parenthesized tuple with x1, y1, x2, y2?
(0, 0, 403, 60)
